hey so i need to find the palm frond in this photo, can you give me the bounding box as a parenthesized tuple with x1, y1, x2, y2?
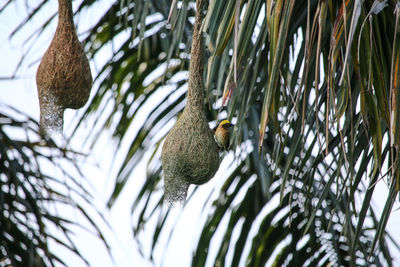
(0, 103, 109, 266)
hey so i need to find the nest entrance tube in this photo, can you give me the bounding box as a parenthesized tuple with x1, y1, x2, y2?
(161, 0, 220, 205)
(39, 92, 63, 135)
(36, 0, 92, 137)
(164, 175, 190, 204)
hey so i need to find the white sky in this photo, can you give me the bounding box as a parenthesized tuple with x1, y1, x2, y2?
(1, 1, 400, 267)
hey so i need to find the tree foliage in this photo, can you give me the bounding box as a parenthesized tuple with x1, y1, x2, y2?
(2, 0, 400, 266)
(0, 104, 107, 266)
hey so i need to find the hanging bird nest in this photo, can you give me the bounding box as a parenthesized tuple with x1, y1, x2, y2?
(36, 0, 92, 136)
(161, 0, 219, 204)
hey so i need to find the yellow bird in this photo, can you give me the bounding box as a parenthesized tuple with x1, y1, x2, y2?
(213, 120, 233, 151)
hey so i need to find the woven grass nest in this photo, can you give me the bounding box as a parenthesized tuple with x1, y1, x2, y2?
(161, 0, 219, 204)
(36, 0, 92, 136)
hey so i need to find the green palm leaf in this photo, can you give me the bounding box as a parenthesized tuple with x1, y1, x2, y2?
(0, 104, 108, 266)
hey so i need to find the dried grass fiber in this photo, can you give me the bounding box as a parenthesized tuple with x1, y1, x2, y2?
(36, 0, 92, 135)
(161, 0, 219, 204)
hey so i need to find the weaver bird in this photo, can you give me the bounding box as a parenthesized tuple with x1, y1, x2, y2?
(213, 120, 233, 151)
